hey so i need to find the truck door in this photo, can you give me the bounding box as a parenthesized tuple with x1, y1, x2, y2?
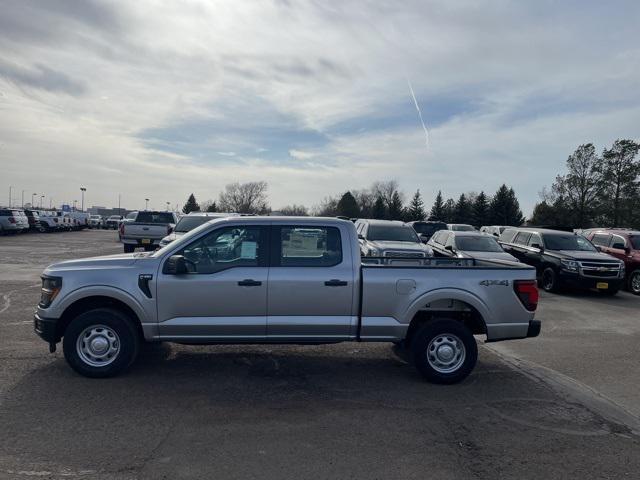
(267, 224, 356, 341)
(607, 234, 628, 264)
(156, 224, 270, 341)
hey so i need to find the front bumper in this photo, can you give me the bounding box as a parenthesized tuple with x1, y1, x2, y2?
(34, 312, 61, 344)
(558, 271, 624, 290)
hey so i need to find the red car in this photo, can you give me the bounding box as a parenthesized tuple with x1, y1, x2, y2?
(586, 229, 640, 295)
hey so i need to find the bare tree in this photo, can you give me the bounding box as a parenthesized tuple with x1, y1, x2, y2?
(218, 181, 269, 214)
(279, 204, 308, 216)
(371, 180, 403, 208)
(311, 196, 339, 216)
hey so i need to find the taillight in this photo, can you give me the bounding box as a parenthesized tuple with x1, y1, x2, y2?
(119, 223, 125, 235)
(514, 280, 538, 311)
(8, 216, 15, 223)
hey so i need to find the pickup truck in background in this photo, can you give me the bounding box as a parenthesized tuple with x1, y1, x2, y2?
(120, 211, 177, 252)
(34, 217, 540, 383)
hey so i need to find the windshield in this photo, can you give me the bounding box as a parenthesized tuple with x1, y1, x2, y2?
(544, 234, 597, 251)
(629, 235, 640, 250)
(413, 223, 446, 235)
(367, 225, 419, 242)
(455, 235, 504, 252)
(451, 224, 476, 231)
(151, 218, 225, 257)
(175, 216, 215, 232)
(136, 212, 174, 223)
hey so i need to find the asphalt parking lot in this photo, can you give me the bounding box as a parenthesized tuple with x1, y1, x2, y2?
(1, 230, 639, 479)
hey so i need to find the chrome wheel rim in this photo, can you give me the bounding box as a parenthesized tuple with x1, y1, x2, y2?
(543, 271, 554, 290)
(427, 334, 466, 374)
(631, 273, 640, 294)
(76, 325, 120, 367)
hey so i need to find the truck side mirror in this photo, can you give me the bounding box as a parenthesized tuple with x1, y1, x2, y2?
(420, 234, 429, 244)
(165, 255, 188, 275)
(530, 243, 542, 251)
(357, 234, 365, 240)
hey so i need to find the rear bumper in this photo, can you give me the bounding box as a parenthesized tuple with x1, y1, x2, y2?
(486, 319, 541, 342)
(526, 319, 541, 338)
(122, 238, 161, 246)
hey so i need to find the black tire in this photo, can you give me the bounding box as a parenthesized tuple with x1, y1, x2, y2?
(541, 267, 560, 293)
(63, 308, 139, 378)
(628, 270, 640, 296)
(410, 319, 477, 384)
(123, 244, 135, 253)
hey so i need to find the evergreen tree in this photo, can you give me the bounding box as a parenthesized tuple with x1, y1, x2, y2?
(387, 191, 405, 220)
(205, 201, 217, 212)
(407, 189, 425, 221)
(472, 191, 489, 227)
(442, 198, 456, 223)
(601, 139, 640, 226)
(372, 196, 386, 219)
(489, 185, 524, 226)
(182, 193, 200, 214)
(336, 191, 360, 218)
(430, 191, 445, 220)
(453, 193, 473, 224)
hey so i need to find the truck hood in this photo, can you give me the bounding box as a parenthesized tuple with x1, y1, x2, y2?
(368, 241, 429, 252)
(46, 253, 138, 272)
(553, 250, 619, 261)
(160, 231, 186, 244)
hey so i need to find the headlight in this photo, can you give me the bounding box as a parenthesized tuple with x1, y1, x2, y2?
(561, 259, 578, 272)
(39, 276, 62, 308)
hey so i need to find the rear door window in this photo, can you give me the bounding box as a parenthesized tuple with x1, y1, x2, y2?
(528, 233, 543, 248)
(275, 226, 342, 267)
(610, 235, 626, 250)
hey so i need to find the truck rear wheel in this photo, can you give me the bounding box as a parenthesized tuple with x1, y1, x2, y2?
(411, 319, 477, 384)
(62, 308, 139, 378)
(541, 267, 560, 293)
(123, 244, 135, 253)
(628, 270, 640, 295)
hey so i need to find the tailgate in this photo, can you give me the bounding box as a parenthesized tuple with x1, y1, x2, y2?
(123, 223, 169, 240)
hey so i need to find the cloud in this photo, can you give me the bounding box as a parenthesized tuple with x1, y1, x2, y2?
(1, 0, 639, 215)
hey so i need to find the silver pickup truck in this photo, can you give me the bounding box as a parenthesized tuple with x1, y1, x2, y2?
(34, 217, 540, 383)
(120, 211, 177, 252)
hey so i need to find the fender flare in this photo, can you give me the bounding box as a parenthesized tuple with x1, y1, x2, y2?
(57, 285, 148, 324)
(403, 288, 490, 328)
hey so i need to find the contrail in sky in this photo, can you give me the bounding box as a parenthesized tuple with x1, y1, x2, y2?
(406, 78, 429, 149)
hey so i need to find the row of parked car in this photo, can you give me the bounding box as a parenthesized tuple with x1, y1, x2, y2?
(351, 219, 638, 296)
(0, 208, 93, 234)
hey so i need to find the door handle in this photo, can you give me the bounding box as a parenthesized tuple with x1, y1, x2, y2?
(324, 279, 348, 287)
(238, 279, 262, 287)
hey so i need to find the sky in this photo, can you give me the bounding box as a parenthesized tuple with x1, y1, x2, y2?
(1, 0, 639, 215)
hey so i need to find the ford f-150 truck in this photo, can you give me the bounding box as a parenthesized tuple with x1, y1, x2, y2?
(120, 211, 177, 252)
(34, 217, 540, 383)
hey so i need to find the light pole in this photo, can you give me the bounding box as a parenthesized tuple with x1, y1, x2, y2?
(80, 187, 86, 212)
(40, 195, 44, 209)
(73, 200, 78, 211)
(166, 201, 170, 211)
(118, 193, 121, 216)
(21, 190, 25, 208)
(145, 198, 149, 210)
(8, 185, 12, 207)
(32, 193, 37, 208)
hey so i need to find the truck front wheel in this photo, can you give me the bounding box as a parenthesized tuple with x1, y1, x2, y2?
(411, 319, 477, 384)
(62, 308, 140, 378)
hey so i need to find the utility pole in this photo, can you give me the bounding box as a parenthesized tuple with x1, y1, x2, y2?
(21, 190, 25, 208)
(166, 201, 170, 211)
(32, 193, 37, 208)
(80, 187, 86, 212)
(8, 185, 12, 207)
(118, 193, 121, 215)
(40, 195, 44, 209)
(49, 198, 52, 209)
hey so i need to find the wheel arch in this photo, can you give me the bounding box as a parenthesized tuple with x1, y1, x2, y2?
(403, 289, 489, 347)
(56, 289, 146, 340)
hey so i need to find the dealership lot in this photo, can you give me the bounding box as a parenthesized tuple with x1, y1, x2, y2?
(0, 230, 639, 479)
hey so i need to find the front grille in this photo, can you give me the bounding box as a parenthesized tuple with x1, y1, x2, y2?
(383, 250, 426, 258)
(578, 261, 621, 278)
